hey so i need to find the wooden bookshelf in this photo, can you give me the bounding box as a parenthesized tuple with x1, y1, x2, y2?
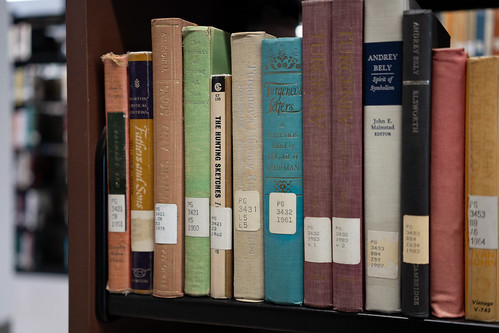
(66, 0, 499, 332)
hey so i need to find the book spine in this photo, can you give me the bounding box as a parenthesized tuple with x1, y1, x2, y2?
(402, 9, 450, 318)
(331, 0, 364, 312)
(151, 18, 195, 298)
(401, 10, 435, 317)
(230, 32, 274, 302)
(183, 26, 231, 296)
(302, 0, 333, 309)
(210, 74, 233, 299)
(430, 47, 467, 318)
(465, 56, 499, 322)
(363, 0, 412, 313)
(102, 53, 132, 294)
(262, 37, 304, 305)
(129, 51, 154, 294)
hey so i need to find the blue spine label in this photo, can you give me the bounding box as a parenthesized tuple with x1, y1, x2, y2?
(364, 41, 402, 106)
(129, 59, 153, 119)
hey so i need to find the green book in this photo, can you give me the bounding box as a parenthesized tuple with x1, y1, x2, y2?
(183, 26, 231, 296)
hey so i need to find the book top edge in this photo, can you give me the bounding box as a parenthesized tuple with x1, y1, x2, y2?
(151, 17, 197, 26)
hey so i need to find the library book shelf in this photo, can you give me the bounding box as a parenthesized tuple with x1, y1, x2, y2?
(66, 0, 499, 332)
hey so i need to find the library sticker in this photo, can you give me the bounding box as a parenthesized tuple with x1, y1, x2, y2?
(468, 195, 498, 250)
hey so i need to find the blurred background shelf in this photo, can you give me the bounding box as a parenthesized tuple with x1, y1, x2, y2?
(9, 12, 67, 275)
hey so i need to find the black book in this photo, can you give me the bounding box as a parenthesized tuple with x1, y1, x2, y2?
(401, 9, 450, 318)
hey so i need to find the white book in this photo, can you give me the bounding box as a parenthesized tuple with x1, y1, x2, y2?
(363, 0, 419, 313)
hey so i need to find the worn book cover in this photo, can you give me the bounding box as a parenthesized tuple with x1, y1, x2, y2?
(302, 0, 333, 309)
(430, 47, 467, 318)
(151, 17, 196, 298)
(129, 51, 154, 294)
(331, 0, 364, 313)
(102, 52, 131, 294)
(231, 31, 274, 302)
(401, 9, 450, 317)
(465, 56, 499, 322)
(262, 37, 304, 305)
(183, 26, 231, 296)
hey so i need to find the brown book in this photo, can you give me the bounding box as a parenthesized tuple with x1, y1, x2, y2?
(465, 56, 499, 322)
(210, 74, 232, 299)
(430, 47, 467, 318)
(151, 18, 196, 298)
(302, 0, 333, 309)
(102, 52, 132, 294)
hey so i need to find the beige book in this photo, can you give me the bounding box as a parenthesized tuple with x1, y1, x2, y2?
(230, 31, 275, 302)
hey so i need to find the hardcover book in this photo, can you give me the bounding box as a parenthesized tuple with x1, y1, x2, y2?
(430, 47, 467, 318)
(331, 0, 364, 313)
(401, 10, 450, 317)
(262, 37, 304, 305)
(302, 0, 333, 309)
(231, 31, 274, 302)
(151, 18, 196, 298)
(183, 26, 231, 296)
(210, 74, 233, 299)
(363, 0, 420, 313)
(465, 55, 499, 322)
(128, 51, 155, 294)
(102, 52, 131, 294)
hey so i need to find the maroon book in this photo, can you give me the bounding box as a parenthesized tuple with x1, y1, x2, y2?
(331, 0, 364, 312)
(302, 0, 333, 309)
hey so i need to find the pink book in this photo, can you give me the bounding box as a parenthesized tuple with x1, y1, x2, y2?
(430, 47, 467, 318)
(302, 0, 333, 309)
(331, 0, 364, 312)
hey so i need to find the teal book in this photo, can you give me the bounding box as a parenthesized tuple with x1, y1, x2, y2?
(182, 26, 231, 296)
(262, 37, 304, 305)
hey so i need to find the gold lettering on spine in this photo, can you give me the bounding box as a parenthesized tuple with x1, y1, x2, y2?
(157, 28, 172, 200)
(246, 65, 258, 189)
(336, 26, 355, 217)
(338, 27, 353, 128)
(307, 30, 326, 216)
(309, 30, 325, 128)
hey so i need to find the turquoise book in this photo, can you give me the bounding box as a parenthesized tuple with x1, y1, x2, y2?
(262, 37, 304, 305)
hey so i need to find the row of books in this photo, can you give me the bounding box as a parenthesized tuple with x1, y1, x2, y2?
(439, 8, 499, 57)
(101, 0, 499, 323)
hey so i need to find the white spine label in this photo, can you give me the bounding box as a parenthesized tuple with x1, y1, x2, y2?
(131, 210, 155, 251)
(211, 207, 232, 250)
(234, 190, 261, 231)
(269, 192, 296, 234)
(185, 197, 210, 237)
(155, 204, 177, 244)
(108, 194, 126, 232)
(304, 217, 332, 263)
(468, 195, 498, 249)
(333, 217, 361, 265)
(366, 230, 399, 279)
